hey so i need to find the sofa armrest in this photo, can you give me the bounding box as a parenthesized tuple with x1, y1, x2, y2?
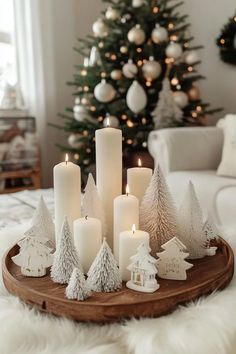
(148, 127, 223, 174)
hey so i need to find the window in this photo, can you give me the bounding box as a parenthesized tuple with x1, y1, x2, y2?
(0, 0, 18, 108)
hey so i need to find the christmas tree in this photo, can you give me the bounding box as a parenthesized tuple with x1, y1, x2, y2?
(87, 238, 122, 292)
(56, 0, 220, 176)
(51, 217, 83, 284)
(66, 267, 91, 301)
(216, 13, 236, 65)
(140, 165, 178, 255)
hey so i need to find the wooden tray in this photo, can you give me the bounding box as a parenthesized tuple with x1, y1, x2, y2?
(2, 238, 234, 323)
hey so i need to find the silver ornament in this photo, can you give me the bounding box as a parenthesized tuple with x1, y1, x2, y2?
(151, 24, 168, 43)
(126, 80, 147, 113)
(73, 104, 89, 122)
(92, 19, 108, 38)
(105, 7, 119, 21)
(127, 24, 146, 45)
(111, 69, 122, 80)
(94, 80, 116, 103)
(103, 115, 119, 128)
(142, 57, 162, 80)
(165, 42, 183, 59)
(68, 133, 83, 149)
(122, 59, 138, 78)
(173, 91, 189, 108)
(185, 50, 200, 65)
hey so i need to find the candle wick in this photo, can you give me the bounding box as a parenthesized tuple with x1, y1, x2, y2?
(126, 192, 129, 197)
(66, 160, 68, 165)
(85, 215, 88, 220)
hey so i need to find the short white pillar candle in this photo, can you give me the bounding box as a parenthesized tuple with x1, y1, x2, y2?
(127, 158, 152, 204)
(113, 185, 139, 261)
(119, 225, 149, 281)
(74, 216, 102, 274)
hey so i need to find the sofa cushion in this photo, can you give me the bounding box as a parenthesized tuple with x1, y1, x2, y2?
(166, 170, 236, 224)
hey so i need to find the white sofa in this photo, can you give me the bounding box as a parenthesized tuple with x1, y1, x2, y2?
(148, 127, 236, 228)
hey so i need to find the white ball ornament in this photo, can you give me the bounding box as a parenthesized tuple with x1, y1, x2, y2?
(122, 59, 138, 78)
(185, 50, 200, 65)
(127, 24, 146, 45)
(142, 57, 162, 80)
(132, 0, 145, 7)
(111, 69, 122, 80)
(120, 45, 128, 54)
(92, 19, 108, 38)
(105, 7, 119, 21)
(165, 42, 183, 60)
(73, 104, 88, 122)
(173, 91, 189, 108)
(126, 81, 147, 114)
(94, 80, 116, 103)
(103, 115, 119, 128)
(151, 25, 168, 44)
(68, 134, 83, 149)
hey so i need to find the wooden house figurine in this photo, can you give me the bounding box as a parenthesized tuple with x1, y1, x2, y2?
(126, 242, 160, 293)
(156, 237, 193, 281)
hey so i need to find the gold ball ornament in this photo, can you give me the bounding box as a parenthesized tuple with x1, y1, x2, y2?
(92, 19, 108, 38)
(151, 24, 168, 44)
(68, 133, 83, 149)
(127, 24, 146, 45)
(110, 69, 122, 80)
(105, 7, 119, 21)
(120, 45, 128, 54)
(142, 56, 162, 80)
(188, 86, 201, 101)
(173, 91, 189, 108)
(122, 59, 138, 78)
(94, 79, 116, 103)
(165, 42, 183, 60)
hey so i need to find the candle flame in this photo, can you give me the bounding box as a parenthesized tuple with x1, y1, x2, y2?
(106, 117, 110, 127)
(138, 158, 142, 167)
(65, 153, 69, 164)
(126, 184, 130, 196)
(132, 224, 136, 234)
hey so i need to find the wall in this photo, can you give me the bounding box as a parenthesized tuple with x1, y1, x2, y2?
(182, 0, 236, 123)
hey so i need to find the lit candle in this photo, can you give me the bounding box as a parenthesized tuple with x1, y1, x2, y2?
(96, 119, 122, 248)
(53, 154, 81, 243)
(127, 158, 152, 204)
(113, 185, 139, 260)
(74, 216, 102, 274)
(119, 224, 149, 281)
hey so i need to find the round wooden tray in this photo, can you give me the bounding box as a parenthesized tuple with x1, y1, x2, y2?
(2, 238, 234, 323)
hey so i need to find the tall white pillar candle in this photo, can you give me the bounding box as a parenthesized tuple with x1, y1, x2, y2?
(54, 154, 81, 243)
(74, 216, 102, 274)
(96, 125, 122, 248)
(113, 185, 139, 261)
(119, 225, 149, 281)
(127, 158, 152, 204)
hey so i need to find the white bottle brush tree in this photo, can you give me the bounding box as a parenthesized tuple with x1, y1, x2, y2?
(140, 165, 179, 255)
(66, 267, 91, 301)
(152, 76, 183, 129)
(51, 216, 83, 284)
(82, 173, 107, 236)
(87, 238, 122, 292)
(178, 181, 207, 259)
(12, 235, 53, 277)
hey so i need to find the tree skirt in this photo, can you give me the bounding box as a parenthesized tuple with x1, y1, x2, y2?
(1, 225, 236, 354)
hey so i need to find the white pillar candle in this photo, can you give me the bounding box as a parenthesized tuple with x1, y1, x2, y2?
(74, 216, 102, 274)
(96, 124, 122, 248)
(127, 158, 152, 204)
(113, 185, 139, 261)
(53, 154, 81, 243)
(119, 225, 149, 281)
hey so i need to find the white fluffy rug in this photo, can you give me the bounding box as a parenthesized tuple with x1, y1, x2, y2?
(1, 226, 236, 354)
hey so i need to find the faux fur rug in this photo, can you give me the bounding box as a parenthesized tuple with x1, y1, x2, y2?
(1, 225, 236, 354)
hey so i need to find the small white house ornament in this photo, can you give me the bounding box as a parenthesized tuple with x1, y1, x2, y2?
(12, 235, 53, 277)
(156, 237, 193, 281)
(126, 241, 159, 293)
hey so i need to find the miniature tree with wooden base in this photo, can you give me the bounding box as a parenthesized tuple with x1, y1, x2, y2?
(203, 214, 219, 256)
(127, 241, 159, 293)
(82, 173, 107, 236)
(66, 267, 91, 301)
(156, 237, 193, 280)
(12, 235, 53, 277)
(178, 181, 207, 259)
(140, 165, 179, 255)
(87, 238, 121, 292)
(51, 217, 82, 284)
